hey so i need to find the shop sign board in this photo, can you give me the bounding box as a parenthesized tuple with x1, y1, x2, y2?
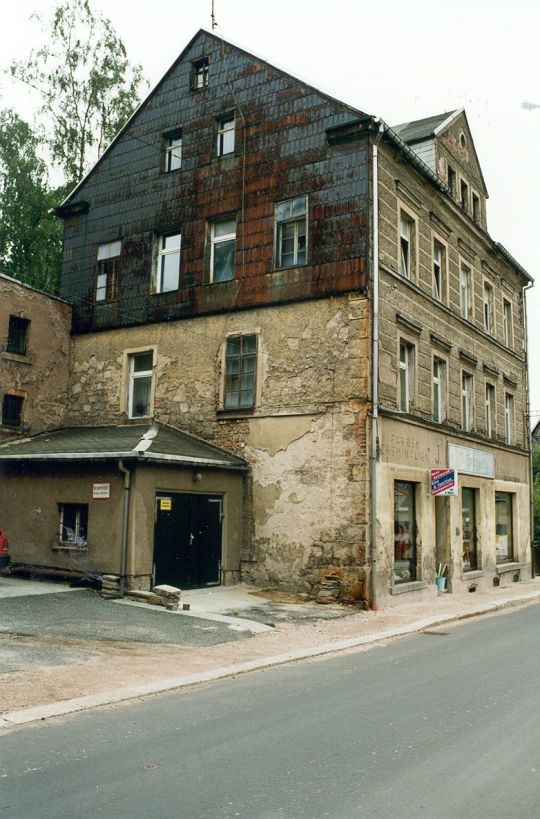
(431, 468, 458, 495)
(448, 444, 494, 478)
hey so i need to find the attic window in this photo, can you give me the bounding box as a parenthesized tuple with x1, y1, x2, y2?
(460, 133, 467, 148)
(191, 58, 209, 90)
(460, 179, 469, 213)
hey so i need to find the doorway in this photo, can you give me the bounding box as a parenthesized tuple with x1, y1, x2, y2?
(153, 493, 223, 588)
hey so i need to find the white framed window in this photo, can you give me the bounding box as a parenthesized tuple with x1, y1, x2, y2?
(460, 262, 472, 320)
(153, 232, 181, 293)
(505, 393, 515, 444)
(460, 178, 469, 213)
(399, 340, 415, 413)
(216, 114, 235, 156)
(472, 192, 481, 223)
(96, 241, 121, 302)
(433, 239, 446, 302)
(208, 218, 236, 282)
(275, 196, 307, 269)
(462, 372, 474, 432)
(399, 213, 414, 278)
(224, 334, 257, 410)
(503, 299, 513, 348)
(59, 503, 88, 548)
(485, 382, 496, 438)
(165, 133, 182, 171)
(191, 58, 208, 90)
(432, 357, 446, 423)
(128, 351, 154, 418)
(483, 281, 494, 334)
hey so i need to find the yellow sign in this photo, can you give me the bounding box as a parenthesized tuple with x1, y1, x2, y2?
(160, 498, 172, 511)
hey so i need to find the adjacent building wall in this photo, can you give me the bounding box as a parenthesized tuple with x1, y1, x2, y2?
(0, 274, 72, 440)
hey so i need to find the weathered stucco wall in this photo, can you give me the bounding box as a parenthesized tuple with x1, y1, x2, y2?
(0, 275, 72, 440)
(65, 294, 371, 599)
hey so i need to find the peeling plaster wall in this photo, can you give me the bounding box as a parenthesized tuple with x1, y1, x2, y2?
(66, 294, 371, 598)
(0, 276, 72, 440)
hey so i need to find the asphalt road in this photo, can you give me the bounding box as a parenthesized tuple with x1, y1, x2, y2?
(2, 604, 540, 818)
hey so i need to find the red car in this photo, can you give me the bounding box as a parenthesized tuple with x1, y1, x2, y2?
(0, 528, 10, 571)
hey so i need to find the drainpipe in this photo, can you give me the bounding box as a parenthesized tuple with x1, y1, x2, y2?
(118, 459, 131, 595)
(370, 120, 384, 610)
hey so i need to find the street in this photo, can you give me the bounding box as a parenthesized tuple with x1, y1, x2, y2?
(1, 604, 539, 818)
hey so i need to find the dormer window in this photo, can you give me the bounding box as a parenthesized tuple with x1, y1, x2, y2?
(191, 58, 208, 90)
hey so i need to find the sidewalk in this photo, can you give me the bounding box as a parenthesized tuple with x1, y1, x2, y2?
(2, 579, 540, 730)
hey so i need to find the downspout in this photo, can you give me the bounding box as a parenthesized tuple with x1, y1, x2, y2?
(370, 120, 384, 610)
(118, 459, 131, 595)
(523, 281, 535, 576)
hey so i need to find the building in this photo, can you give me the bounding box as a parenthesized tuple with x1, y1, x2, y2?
(0, 272, 71, 440)
(0, 31, 532, 604)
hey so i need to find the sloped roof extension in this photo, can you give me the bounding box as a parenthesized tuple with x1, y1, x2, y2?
(0, 423, 247, 470)
(391, 111, 458, 144)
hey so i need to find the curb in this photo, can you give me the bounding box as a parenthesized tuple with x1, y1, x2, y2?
(2, 591, 539, 731)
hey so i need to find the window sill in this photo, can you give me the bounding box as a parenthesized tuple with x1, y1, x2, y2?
(217, 407, 256, 418)
(1, 351, 31, 365)
(52, 544, 88, 553)
(496, 561, 520, 574)
(461, 570, 485, 580)
(272, 262, 308, 273)
(391, 580, 428, 595)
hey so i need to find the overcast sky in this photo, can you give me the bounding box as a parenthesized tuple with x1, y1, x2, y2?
(2, 0, 539, 416)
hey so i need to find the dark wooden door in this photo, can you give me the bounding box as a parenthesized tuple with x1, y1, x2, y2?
(153, 493, 222, 588)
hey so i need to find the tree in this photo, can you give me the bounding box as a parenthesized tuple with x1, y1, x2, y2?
(10, 0, 146, 186)
(0, 109, 64, 292)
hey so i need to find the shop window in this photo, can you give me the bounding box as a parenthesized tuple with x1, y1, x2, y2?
(59, 503, 88, 548)
(224, 334, 257, 410)
(274, 196, 307, 269)
(208, 217, 236, 282)
(462, 488, 478, 572)
(164, 131, 182, 171)
(6, 315, 30, 355)
(128, 351, 154, 418)
(2, 394, 23, 428)
(394, 481, 417, 583)
(495, 492, 514, 563)
(96, 241, 121, 302)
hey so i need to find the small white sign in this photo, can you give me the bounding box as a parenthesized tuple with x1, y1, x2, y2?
(448, 444, 494, 478)
(92, 482, 111, 499)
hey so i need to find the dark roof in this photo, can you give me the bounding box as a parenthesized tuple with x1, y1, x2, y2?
(0, 423, 247, 470)
(391, 111, 456, 144)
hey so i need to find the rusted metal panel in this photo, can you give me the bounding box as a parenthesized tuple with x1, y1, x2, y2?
(59, 32, 369, 334)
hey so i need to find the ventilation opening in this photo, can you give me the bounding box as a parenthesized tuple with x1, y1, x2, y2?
(493, 576, 500, 587)
(513, 572, 520, 583)
(468, 584, 477, 593)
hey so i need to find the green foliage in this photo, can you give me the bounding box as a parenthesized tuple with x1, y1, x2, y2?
(10, 0, 146, 186)
(0, 109, 64, 293)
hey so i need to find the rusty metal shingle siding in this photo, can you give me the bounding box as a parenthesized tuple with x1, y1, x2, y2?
(61, 33, 369, 333)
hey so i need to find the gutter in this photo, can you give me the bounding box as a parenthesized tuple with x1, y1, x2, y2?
(369, 120, 384, 611)
(117, 459, 131, 596)
(523, 280, 536, 575)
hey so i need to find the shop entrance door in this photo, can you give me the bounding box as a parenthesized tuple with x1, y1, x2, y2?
(153, 493, 222, 588)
